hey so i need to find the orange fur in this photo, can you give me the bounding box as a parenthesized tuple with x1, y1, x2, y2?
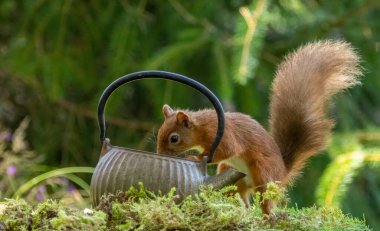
(156, 40, 362, 214)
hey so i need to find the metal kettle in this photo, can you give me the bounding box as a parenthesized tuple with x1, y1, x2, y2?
(90, 71, 245, 206)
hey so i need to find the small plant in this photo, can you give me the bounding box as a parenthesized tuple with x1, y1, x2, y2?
(0, 119, 94, 208)
(0, 118, 41, 199)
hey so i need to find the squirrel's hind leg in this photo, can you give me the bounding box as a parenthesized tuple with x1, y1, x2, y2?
(217, 163, 251, 206)
(246, 161, 275, 214)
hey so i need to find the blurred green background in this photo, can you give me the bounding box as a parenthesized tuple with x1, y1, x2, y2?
(0, 0, 379, 229)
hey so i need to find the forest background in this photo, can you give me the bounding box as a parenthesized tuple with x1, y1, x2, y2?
(0, 0, 379, 229)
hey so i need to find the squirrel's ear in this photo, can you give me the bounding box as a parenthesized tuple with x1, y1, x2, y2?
(162, 104, 174, 119)
(176, 111, 192, 128)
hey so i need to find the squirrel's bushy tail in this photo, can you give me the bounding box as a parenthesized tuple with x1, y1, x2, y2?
(269, 40, 362, 183)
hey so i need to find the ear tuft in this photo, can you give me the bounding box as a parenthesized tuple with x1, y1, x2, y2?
(162, 104, 174, 119)
(176, 111, 192, 128)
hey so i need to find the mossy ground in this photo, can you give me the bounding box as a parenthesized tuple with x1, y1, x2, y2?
(0, 183, 370, 231)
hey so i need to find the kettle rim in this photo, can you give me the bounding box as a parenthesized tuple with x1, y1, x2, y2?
(101, 138, 207, 167)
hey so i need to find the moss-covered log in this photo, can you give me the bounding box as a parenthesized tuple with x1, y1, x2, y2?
(0, 184, 370, 231)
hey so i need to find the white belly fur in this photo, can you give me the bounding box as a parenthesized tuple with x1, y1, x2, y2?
(221, 156, 253, 188)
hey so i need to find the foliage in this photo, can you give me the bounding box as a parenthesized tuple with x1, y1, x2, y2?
(0, 184, 371, 231)
(315, 131, 380, 228)
(0, 121, 92, 208)
(316, 150, 380, 207)
(1, 0, 379, 163)
(231, 0, 267, 85)
(12, 166, 94, 199)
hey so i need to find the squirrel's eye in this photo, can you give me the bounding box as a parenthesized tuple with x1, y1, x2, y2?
(169, 134, 180, 144)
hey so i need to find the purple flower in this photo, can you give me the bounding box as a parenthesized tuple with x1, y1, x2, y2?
(1, 131, 12, 142)
(38, 185, 46, 193)
(36, 192, 45, 201)
(4, 132, 12, 142)
(36, 185, 46, 201)
(67, 184, 76, 192)
(6, 165, 17, 176)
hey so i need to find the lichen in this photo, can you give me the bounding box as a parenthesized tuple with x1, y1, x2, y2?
(0, 183, 371, 231)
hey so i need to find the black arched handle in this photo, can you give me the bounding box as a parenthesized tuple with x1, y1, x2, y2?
(98, 70, 225, 163)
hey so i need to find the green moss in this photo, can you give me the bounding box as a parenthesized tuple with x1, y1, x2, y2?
(0, 199, 107, 230)
(31, 200, 59, 229)
(0, 199, 31, 230)
(0, 183, 371, 230)
(49, 209, 107, 230)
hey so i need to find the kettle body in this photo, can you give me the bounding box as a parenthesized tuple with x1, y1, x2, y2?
(91, 140, 206, 205)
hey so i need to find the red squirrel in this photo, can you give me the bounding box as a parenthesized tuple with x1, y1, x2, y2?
(156, 40, 362, 214)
